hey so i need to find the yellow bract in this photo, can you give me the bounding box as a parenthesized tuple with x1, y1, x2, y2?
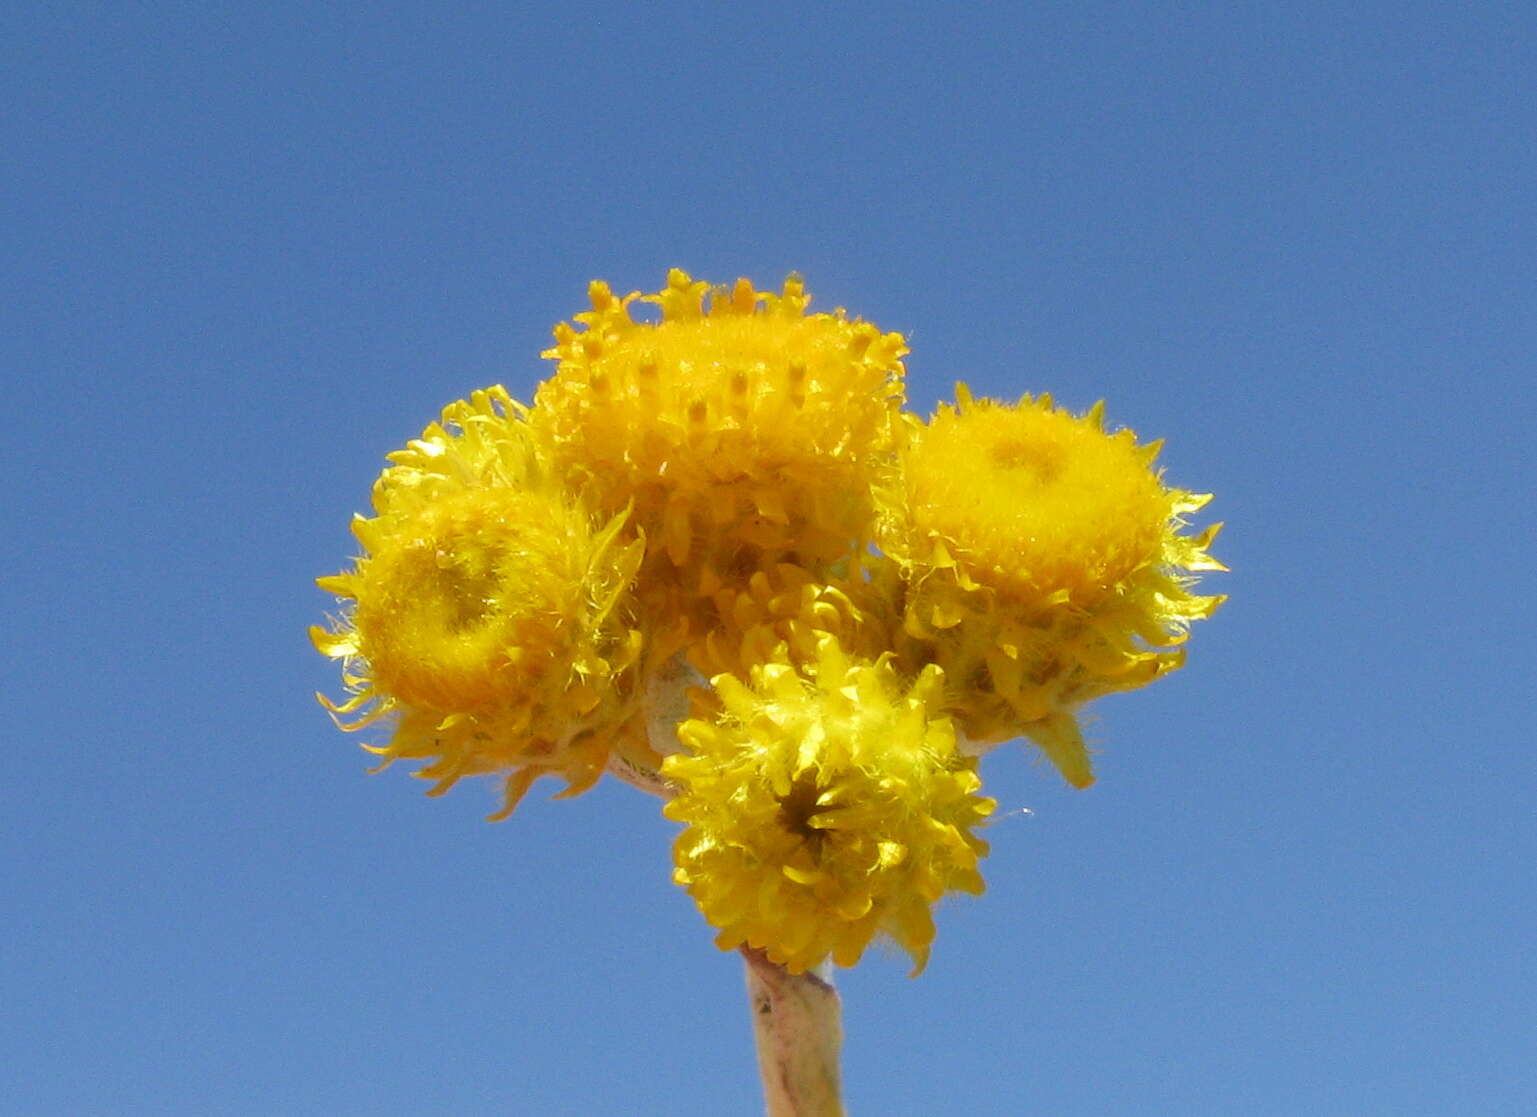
(687, 561, 892, 685)
(664, 638, 995, 975)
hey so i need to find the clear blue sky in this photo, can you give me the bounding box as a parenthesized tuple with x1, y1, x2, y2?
(5, 3, 1534, 1114)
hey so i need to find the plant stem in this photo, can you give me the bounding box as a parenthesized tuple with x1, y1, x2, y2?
(742, 947, 847, 1117)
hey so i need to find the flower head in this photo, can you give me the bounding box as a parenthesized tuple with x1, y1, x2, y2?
(687, 561, 893, 685)
(311, 388, 647, 817)
(664, 638, 994, 975)
(534, 270, 907, 630)
(880, 386, 1225, 786)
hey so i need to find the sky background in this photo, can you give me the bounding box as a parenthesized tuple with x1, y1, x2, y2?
(5, 2, 1534, 1114)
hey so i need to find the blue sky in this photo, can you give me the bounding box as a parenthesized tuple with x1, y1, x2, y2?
(5, 3, 1534, 1114)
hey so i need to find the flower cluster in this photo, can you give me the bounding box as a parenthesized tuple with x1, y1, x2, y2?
(314, 270, 1224, 973)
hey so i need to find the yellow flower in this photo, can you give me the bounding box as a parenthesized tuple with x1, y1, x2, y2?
(687, 561, 893, 685)
(664, 638, 995, 976)
(880, 386, 1225, 787)
(311, 387, 648, 817)
(533, 269, 907, 630)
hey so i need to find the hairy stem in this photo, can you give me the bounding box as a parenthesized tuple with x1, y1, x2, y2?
(742, 947, 846, 1117)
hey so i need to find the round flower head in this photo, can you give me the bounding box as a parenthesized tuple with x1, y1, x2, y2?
(664, 638, 995, 976)
(534, 269, 907, 628)
(312, 387, 648, 817)
(881, 385, 1225, 786)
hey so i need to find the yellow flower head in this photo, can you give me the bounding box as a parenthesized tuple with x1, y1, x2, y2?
(311, 388, 647, 817)
(687, 561, 893, 685)
(534, 270, 907, 621)
(881, 386, 1225, 786)
(663, 638, 995, 976)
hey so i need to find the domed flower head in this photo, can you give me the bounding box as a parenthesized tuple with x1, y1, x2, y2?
(664, 638, 995, 976)
(533, 270, 907, 628)
(880, 386, 1225, 787)
(311, 387, 648, 817)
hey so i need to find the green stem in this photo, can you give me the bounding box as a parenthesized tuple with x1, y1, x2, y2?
(742, 947, 847, 1117)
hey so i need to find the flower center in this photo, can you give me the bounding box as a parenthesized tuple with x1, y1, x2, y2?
(988, 435, 1065, 483)
(777, 774, 828, 852)
(354, 490, 579, 710)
